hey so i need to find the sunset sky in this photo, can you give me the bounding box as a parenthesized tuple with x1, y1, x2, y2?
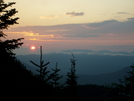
(3, 0, 134, 54)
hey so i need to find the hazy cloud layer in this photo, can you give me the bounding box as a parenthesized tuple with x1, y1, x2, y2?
(60, 49, 134, 56)
(7, 17, 134, 52)
(66, 11, 84, 17)
(10, 17, 134, 37)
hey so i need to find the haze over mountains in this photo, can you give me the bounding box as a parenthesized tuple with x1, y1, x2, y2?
(16, 49, 134, 85)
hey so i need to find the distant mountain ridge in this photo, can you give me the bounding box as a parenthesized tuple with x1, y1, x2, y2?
(76, 66, 132, 85)
(24, 61, 132, 85)
(16, 51, 134, 85)
(16, 51, 134, 75)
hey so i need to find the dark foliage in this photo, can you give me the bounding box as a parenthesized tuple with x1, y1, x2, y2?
(64, 54, 82, 101)
(50, 62, 63, 88)
(78, 84, 108, 101)
(0, 0, 36, 93)
(0, 0, 24, 57)
(100, 65, 134, 101)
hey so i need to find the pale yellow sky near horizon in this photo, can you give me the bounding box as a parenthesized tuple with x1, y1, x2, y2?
(4, 0, 134, 26)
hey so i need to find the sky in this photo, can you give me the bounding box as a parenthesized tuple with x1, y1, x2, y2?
(3, 0, 134, 54)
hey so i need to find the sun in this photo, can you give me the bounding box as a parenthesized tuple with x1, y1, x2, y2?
(31, 46, 36, 50)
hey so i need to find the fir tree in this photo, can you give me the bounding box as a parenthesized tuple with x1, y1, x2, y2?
(65, 53, 81, 101)
(50, 62, 63, 88)
(0, 0, 24, 67)
(0, 0, 38, 93)
(0, 0, 24, 58)
(105, 64, 134, 101)
(66, 54, 78, 88)
(118, 64, 134, 100)
(30, 46, 54, 84)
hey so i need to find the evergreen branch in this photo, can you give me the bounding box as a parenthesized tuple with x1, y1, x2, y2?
(41, 61, 44, 66)
(43, 67, 47, 72)
(43, 71, 50, 77)
(30, 60, 40, 68)
(42, 62, 50, 67)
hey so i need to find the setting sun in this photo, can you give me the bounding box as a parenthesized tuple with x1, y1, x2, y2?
(31, 46, 36, 50)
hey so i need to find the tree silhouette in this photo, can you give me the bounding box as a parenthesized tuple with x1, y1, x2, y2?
(117, 64, 134, 100)
(66, 53, 78, 88)
(0, 0, 24, 58)
(0, 0, 24, 69)
(30, 46, 56, 84)
(0, 0, 40, 93)
(65, 53, 81, 100)
(50, 62, 63, 88)
(103, 64, 134, 101)
(0, 0, 23, 51)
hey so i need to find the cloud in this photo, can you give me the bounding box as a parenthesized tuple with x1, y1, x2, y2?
(40, 14, 61, 19)
(10, 17, 134, 37)
(86, 20, 118, 28)
(66, 11, 84, 17)
(7, 31, 54, 37)
(7, 17, 134, 51)
(85, 18, 134, 34)
(60, 49, 134, 56)
(46, 29, 69, 32)
(117, 12, 130, 15)
(5, 31, 56, 41)
(29, 38, 39, 41)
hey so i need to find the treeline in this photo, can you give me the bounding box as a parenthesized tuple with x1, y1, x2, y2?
(0, 0, 134, 100)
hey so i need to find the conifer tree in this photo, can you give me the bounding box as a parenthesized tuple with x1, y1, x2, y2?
(0, 0, 24, 59)
(105, 64, 134, 101)
(0, 0, 24, 68)
(65, 54, 81, 100)
(66, 53, 78, 88)
(117, 64, 134, 100)
(0, 0, 36, 92)
(30, 46, 55, 84)
(50, 62, 63, 88)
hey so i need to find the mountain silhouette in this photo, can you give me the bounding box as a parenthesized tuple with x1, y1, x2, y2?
(77, 66, 132, 85)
